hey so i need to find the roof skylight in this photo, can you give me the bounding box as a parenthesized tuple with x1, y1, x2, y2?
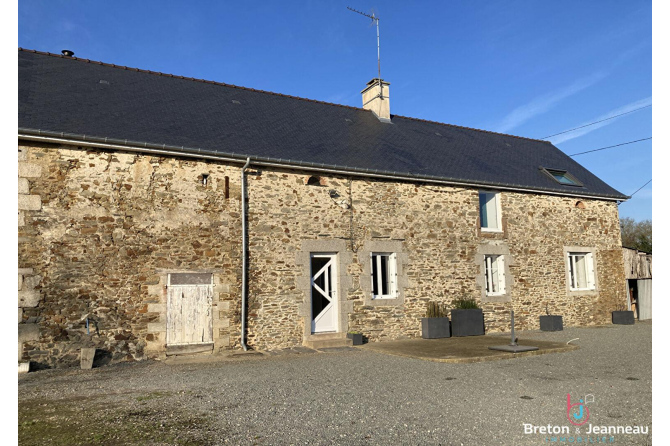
(541, 168, 583, 187)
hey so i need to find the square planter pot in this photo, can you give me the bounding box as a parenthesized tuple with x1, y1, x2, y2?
(539, 315, 563, 331)
(421, 318, 451, 339)
(612, 311, 635, 325)
(347, 333, 363, 345)
(450, 309, 485, 337)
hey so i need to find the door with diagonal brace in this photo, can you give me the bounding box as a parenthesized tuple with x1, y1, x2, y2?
(310, 254, 338, 333)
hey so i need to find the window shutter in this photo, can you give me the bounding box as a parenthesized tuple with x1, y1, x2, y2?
(499, 256, 506, 294)
(391, 253, 398, 297)
(370, 254, 375, 298)
(485, 256, 493, 294)
(586, 253, 595, 289)
(568, 254, 574, 289)
(486, 194, 498, 229)
(377, 255, 384, 297)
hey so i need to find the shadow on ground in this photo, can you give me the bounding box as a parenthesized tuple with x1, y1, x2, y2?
(360, 333, 578, 363)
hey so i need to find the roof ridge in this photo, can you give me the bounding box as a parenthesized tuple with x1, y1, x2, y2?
(19, 47, 549, 144)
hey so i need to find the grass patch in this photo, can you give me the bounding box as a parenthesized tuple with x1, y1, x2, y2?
(18, 396, 218, 445)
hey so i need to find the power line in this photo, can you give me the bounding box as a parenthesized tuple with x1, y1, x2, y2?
(629, 179, 651, 198)
(568, 137, 652, 156)
(542, 104, 651, 140)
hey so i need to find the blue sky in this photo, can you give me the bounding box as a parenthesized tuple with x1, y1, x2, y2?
(17, 0, 652, 220)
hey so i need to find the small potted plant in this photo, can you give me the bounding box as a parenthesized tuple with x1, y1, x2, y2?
(612, 304, 635, 325)
(539, 304, 563, 331)
(347, 331, 363, 345)
(450, 297, 485, 337)
(421, 301, 451, 339)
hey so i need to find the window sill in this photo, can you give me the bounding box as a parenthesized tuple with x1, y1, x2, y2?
(481, 228, 503, 233)
(568, 288, 598, 296)
(366, 296, 403, 306)
(482, 293, 511, 303)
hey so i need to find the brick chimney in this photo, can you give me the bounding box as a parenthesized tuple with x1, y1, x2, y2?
(361, 78, 390, 122)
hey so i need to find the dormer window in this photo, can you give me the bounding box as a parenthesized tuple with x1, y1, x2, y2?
(541, 168, 583, 187)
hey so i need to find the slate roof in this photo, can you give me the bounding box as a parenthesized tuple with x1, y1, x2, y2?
(18, 49, 628, 200)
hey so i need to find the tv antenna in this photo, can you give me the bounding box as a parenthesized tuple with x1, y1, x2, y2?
(347, 6, 381, 81)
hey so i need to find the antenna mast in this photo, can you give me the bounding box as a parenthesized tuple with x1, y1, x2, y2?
(347, 6, 381, 81)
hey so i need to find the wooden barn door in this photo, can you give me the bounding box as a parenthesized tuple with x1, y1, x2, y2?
(637, 279, 652, 321)
(167, 273, 213, 348)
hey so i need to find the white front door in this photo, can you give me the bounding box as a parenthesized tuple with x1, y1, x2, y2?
(311, 253, 338, 333)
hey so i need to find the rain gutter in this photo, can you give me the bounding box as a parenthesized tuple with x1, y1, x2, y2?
(18, 129, 629, 202)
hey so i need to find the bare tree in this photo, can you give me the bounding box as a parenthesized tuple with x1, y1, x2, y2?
(620, 217, 652, 253)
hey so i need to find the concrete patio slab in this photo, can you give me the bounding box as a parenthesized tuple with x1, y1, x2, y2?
(359, 334, 577, 363)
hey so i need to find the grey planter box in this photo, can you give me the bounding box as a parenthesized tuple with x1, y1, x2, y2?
(421, 318, 451, 339)
(540, 315, 563, 331)
(347, 333, 363, 345)
(451, 309, 485, 337)
(612, 311, 635, 325)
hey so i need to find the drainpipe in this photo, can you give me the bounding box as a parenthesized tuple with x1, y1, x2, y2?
(241, 157, 251, 351)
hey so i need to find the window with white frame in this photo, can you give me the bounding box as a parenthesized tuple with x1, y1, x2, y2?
(484, 254, 506, 296)
(568, 252, 596, 291)
(479, 191, 501, 230)
(371, 253, 398, 299)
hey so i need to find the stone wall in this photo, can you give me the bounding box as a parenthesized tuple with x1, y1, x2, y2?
(18, 142, 243, 367)
(19, 142, 627, 365)
(245, 168, 626, 350)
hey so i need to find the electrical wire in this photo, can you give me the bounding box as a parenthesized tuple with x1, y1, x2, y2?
(568, 137, 651, 156)
(629, 179, 651, 198)
(542, 104, 651, 139)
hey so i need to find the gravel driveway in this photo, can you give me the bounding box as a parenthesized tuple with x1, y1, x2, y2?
(18, 323, 652, 445)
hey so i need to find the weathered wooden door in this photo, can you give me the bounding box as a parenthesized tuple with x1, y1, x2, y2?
(637, 279, 652, 321)
(166, 273, 213, 346)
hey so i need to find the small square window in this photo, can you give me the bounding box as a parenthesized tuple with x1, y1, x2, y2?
(568, 252, 596, 290)
(484, 255, 506, 296)
(371, 253, 397, 299)
(479, 191, 501, 231)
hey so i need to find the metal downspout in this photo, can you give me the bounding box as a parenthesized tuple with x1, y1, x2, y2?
(241, 157, 251, 351)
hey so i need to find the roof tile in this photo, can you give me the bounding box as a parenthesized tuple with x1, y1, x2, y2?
(18, 48, 627, 200)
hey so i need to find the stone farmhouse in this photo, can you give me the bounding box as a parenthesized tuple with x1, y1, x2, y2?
(18, 48, 629, 367)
